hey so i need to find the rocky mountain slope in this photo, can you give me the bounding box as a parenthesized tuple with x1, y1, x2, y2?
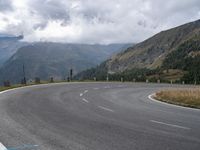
(106, 19, 200, 73)
(76, 19, 200, 83)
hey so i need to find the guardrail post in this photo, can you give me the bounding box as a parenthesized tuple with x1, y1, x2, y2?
(106, 76, 109, 82)
(157, 79, 160, 83)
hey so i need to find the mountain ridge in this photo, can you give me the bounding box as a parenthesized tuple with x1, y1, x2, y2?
(107, 19, 200, 73)
(76, 19, 200, 83)
(0, 42, 132, 84)
(0, 34, 27, 66)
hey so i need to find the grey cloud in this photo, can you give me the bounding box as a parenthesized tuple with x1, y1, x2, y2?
(33, 23, 48, 30)
(29, 0, 70, 21)
(1, 0, 200, 44)
(0, 0, 13, 12)
(138, 20, 147, 28)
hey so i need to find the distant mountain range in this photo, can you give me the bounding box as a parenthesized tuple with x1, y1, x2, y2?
(2, 19, 200, 85)
(0, 42, 132, 84)
(76, 19, 200, 84)
(0, 34, 26, 66)
(0, 34, 24, 41)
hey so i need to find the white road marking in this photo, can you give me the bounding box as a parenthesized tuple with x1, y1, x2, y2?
(93, 88, 99, 90)
(80, 90, 88, 97)
(84, 90, 88, 93)
(148, 93, 200, 111)
(104, 86, 110, 89)
(98, 106, 114, 112)
(117, 85, 124, 88)
(148, 93, 156, 101)
(0, 143, 7, 150)
(82, 98, 89, 103)
(0, 91, 7, 94)
(150, 120, 190, 130)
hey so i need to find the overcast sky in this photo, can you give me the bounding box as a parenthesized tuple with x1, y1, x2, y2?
(0, 0, 200, 44)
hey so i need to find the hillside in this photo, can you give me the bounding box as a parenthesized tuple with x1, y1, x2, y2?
(107, 19, 200, 73)
(162, 35, 200, 83)
(76, 19, 200, 83)
(0, 42, 132, 84)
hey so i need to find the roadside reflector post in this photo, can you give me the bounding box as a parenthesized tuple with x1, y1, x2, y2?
(106, 75, 109, 82)
(94, 77, 96, 81)
(157, 79, 160, 83)
(182, 81, 185, 84)
(146, 79, 149, 83)
(133, 78, 136, 82)
(121, 77, 124, 82)
(170, 80, 173, 84)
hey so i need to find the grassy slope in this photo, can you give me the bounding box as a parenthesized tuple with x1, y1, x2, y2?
(107, 19, 200, 73)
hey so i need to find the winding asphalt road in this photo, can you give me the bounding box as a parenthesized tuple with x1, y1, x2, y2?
(0, 82, 200, 150)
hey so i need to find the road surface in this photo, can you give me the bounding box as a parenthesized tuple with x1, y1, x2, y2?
(0, 82, 200, 150)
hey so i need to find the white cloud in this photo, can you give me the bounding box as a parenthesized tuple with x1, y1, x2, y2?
(0, 0, 200, 44)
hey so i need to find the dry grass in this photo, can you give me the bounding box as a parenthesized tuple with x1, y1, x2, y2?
(155, 88, 200, 109)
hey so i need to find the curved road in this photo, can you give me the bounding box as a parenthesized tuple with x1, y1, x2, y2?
(0, 82, 200, 150)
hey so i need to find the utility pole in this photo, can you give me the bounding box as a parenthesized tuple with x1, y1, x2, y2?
(23, 63, 26, 85)
(70, 68, 73, 81)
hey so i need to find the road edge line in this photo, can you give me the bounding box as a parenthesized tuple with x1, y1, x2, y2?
(0, 82, 89, 95)
(148, 93, 200, 111)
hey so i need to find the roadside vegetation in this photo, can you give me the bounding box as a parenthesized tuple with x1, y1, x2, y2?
(0, 84, 24, 92)
(155, 88, 200, 109)
(0, 80, 66, 92)
(162, 36, 200, 84)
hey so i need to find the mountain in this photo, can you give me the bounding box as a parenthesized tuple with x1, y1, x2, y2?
(0, 42, 132, 84)
(106, 19, 200, 73)
(162, 35, 200, 83)
(76, 19, 200, 83)
(0, 34, 27, 66)
(0, 34, 24, 41)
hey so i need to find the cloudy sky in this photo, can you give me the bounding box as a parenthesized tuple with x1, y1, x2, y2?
(0, 0, 200, 44)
